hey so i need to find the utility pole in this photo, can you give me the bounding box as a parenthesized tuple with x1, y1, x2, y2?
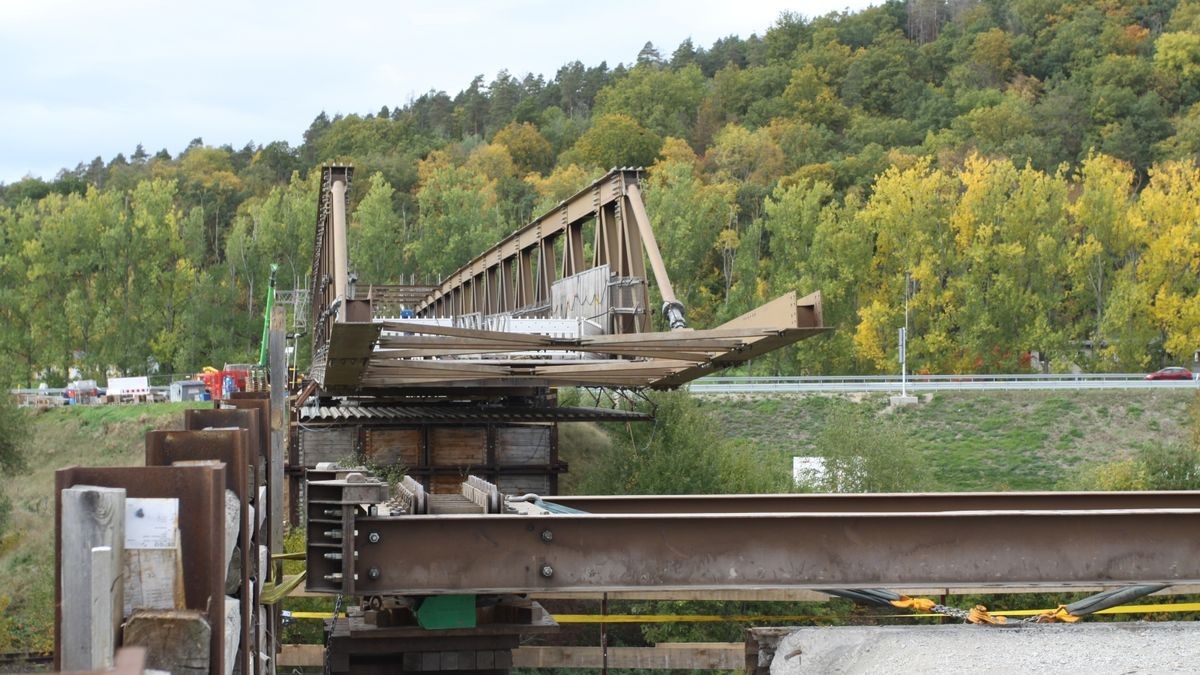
(892, 273, 917, 407)
(268, 305, 286, 674)
(902, 272, 910, 398)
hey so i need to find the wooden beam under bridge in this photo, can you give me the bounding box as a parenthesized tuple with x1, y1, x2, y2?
(277, 643, 746, 671)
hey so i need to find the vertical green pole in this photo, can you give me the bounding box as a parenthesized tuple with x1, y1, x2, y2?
(259, 263, 279, 366)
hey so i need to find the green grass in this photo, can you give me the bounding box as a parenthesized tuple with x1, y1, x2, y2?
(695, 389, 1196, 491)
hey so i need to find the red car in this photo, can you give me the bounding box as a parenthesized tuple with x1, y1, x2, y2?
(1145, 367, 1196, 381)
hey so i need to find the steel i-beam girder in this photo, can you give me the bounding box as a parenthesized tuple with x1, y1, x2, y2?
(333, 491, 1200, 595)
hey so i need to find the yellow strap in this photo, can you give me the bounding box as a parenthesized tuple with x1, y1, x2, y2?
(287, 611, 349, 619)
(554, 614, 828, 624)
(260, 572, 307, 605)
(890, 596, 937, 612)
(967, 605, 1007, 625)
(1013, 605, 1082, 623)
(284, 602, 1200, 623)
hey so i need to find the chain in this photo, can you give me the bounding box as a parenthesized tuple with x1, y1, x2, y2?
(931, 603, 972, 621)
(323, 593, 344, 675)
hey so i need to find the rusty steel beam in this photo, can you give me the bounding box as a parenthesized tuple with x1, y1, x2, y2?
(547, 491, 1200, 514)
(349, 506, 1200, 594)
(624, 182, 685, 328)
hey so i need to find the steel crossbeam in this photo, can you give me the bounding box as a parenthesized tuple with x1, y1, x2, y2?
(328, 491, 1200, 595)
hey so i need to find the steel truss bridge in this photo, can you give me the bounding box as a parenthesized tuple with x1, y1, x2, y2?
(307, 165, 825, 395)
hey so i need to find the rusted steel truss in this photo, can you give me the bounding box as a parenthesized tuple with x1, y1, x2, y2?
(415, 169, 681, 332)
(311, 484, 1200, 595)
(310, 165, 353, 363)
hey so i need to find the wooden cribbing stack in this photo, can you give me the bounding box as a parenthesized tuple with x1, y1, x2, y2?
(55, 393, 274, 675)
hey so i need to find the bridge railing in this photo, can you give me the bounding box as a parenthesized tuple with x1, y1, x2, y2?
(688, 373, 1198, 393)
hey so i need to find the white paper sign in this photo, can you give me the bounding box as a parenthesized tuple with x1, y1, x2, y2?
(125, 498, 179, 549)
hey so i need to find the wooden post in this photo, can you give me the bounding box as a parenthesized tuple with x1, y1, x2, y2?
(268, 304, 287, 672)
(90, 546, 115, 670)
(61, 485, 125, 671)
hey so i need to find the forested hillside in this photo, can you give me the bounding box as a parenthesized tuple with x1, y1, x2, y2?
(4, 0, 1200, 387)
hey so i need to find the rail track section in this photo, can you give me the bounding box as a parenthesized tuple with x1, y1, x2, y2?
(689, 373, 1200, 394)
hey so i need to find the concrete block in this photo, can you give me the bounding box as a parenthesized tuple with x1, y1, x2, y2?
(766, 622, 1200, 674)
(123, 609, 211, 675)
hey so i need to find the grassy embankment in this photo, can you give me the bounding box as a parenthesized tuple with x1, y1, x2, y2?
(690, 389, 1196, 491)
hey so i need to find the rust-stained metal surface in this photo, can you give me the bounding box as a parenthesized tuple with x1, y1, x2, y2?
(305, 477, 391, 595)
(349, 508, 1200, 594)
(185, 407, 263, 463)
(145, 429, 250, 495)
(55, 465, 226, 675)
(226, 395, 271, 461)
(313, 321, 380, 390)
(144, 429, 253, 675)
(548, 491, 1200, 514)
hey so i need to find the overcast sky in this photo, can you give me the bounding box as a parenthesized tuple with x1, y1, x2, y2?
(0, 0, 874, 184)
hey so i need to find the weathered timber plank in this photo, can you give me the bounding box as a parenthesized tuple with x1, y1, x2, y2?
(429, 427, 486, 466)
(61, 485, 125, 671)
(495, 426, 551, 466)
(511, 644, 743, 670)
(364, 428, 421, 466)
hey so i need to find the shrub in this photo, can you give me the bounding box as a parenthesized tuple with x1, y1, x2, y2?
(578, 391, 786, 495)
(812, 403, 929, 492)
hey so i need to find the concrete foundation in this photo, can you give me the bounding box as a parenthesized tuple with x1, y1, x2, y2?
(766, 622, 1200, 674)
(889, 395, 919, 407)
